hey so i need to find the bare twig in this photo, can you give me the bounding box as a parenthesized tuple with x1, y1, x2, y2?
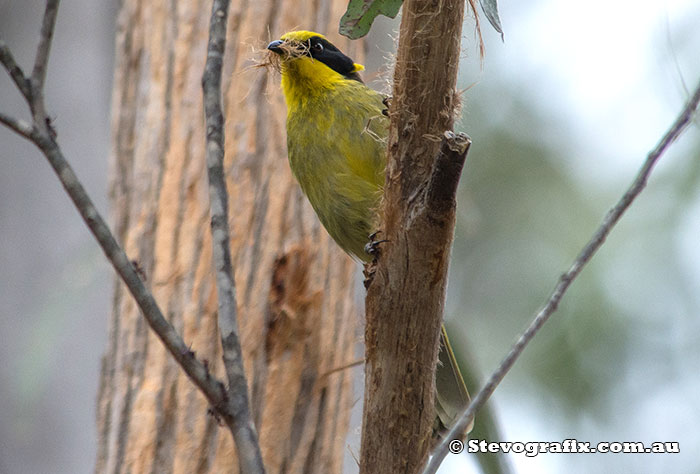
(0, 112, 34, 139)
(320, 358, 364, 378)
(423, 79, 700, 474)
(31, 0, 59, 89)
(28, 0, 60, 133)
(0, 0, 260, 462)
(201, 1, 264, 473)
(0, 41, 31, 98)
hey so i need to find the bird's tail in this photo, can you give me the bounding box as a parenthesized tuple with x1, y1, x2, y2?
(434, 324, 473, 439)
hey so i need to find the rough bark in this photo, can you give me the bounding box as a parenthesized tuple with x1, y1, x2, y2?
(360, 1, 466, 473)
(95, 1, 363, 473)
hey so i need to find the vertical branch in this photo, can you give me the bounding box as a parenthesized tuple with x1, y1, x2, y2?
(360, 0, 468, 473)
(202, 1, 265, 473)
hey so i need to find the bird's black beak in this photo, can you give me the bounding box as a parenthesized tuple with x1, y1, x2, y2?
(267, 40, 284, 54)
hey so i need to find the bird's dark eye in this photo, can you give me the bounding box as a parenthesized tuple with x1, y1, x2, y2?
(311, 42, 323, 53)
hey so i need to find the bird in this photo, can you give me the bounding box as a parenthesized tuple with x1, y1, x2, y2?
(267, 30, 471, 437)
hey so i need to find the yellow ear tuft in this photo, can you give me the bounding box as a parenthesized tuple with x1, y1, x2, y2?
(352, 63, 365, 73)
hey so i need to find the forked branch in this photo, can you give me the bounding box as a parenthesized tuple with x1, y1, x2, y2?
(0, 3, 264, 473)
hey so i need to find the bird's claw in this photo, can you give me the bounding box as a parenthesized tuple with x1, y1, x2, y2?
(363, 231, 388, 289)
(364, 231, 388, 261)
(382, 96, 392, 117)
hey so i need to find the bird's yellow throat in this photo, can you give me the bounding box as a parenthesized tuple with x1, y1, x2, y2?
(280, 57, 364, 108)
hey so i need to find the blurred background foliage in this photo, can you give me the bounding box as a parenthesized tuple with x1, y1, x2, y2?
(442, 1, 700, 471)
(1, 0, 699, 473)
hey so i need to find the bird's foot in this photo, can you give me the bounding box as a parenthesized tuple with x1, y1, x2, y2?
(364, 231, 388, 261)
(363, 231, 388, 289)
(381, 96, 392, 117)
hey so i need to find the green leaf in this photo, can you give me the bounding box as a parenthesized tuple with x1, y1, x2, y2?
(339, 0, 503, 41)
(339, 0, 402, 40)
(479, 0, 504, 39)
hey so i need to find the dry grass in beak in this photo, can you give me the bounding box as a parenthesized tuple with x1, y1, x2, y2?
(255, 40, 312, 73)
(256, 49, 283, 73)
(281, 40, 311, 58)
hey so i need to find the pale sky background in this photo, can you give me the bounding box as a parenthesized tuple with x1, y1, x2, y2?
(1, 0, 699, 473)
(443, 0, 700, 472)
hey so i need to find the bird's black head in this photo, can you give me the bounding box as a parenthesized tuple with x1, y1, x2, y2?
(267, 33, 363, 82)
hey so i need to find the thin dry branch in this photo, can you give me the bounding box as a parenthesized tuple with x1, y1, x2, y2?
(423, 78, 700, 474)
(201, 0, 265, 473)
(29, 0, 59, 130)
(31, 0, 59, 89)
(0, 1, 261, 466)
(0, 111, 33, 139)
(0, 41, 31, 98)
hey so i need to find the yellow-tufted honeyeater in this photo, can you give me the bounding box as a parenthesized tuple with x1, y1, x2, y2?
(268, 30, 471, 436)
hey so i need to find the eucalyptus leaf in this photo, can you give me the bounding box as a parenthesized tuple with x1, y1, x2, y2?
(339, 0, 402, 40)
(340, 0, 503, 41)
(479, 0, 504, 39)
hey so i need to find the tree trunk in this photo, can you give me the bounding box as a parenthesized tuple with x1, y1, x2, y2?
(360, 0, 466, 473)
(95, 2, 363, 473)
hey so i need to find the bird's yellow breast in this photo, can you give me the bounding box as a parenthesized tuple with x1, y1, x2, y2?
(283, 76, 388, 260)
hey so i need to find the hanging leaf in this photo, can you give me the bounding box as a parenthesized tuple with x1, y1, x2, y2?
(479, 0, 504, 39)
(339, 0, 503, 41)
(339, 0, 402, 40)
